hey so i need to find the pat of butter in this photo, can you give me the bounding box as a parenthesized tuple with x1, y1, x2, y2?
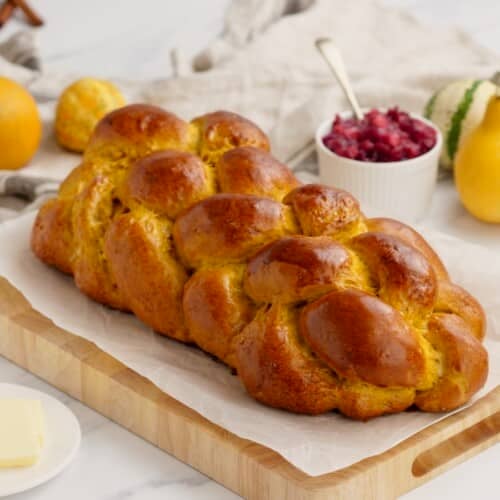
(0, 399, 45, 468)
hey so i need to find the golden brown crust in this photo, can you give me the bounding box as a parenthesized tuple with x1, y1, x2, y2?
(337, 382, 415, 420)
(300, 290, 426, 387)
(105, 212, 189, 341)
(435, 281, 486, 341)
(415, 313, 488, 412)
(234, 304, 339, 414)
(351, 232, 437, 326)
(71, 176, 128, 310)
(121, 150, 215, 219)
(191, 111, 270, 167)
(217, 146, 300, 201)
(58, 162, 99, 199)
(244, 235, 351, 304)
(284, 184, 364, 239)
(85, 104, 196, 161)
(183, 265, 255, 367)
(173, 194, 298, 268)
(31, 162, 101, 277)
(366, 218, 449, 281)
(31, 104, 489, 420)
(31, 199, 73, 274)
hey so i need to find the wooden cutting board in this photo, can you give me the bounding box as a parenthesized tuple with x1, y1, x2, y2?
(0, 276, 499, 500)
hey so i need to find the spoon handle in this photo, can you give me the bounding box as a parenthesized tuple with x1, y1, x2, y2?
(315, 37, 363, 121)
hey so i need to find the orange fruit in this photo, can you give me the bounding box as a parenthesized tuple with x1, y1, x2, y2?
(55, 78, 126, 153)
(0, 77, 42, 170)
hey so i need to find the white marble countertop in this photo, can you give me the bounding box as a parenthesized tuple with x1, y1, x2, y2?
(1, 1, 499, 499)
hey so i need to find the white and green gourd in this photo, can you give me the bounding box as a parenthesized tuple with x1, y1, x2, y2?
(424, 79, 498, 171)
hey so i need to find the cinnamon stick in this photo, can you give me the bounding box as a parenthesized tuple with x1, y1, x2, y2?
(11, 0, 44, 26)
(0, 1, 14, 27)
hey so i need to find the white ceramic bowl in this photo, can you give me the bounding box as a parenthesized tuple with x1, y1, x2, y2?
(315, 111, 442, 223)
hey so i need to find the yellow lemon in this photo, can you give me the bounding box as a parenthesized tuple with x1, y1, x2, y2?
(55, 78, 126, 153)
(0, 77, 42, 170)
(455, 94, 500, 222)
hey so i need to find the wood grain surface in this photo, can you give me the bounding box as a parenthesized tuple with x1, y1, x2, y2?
(0, 277, 498, 500)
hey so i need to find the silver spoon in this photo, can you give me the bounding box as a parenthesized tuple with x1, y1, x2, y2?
(286, 38, 363, 168)
(315, 37, 363, 120)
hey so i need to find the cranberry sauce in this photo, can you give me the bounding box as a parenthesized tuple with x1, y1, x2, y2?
(322, 108, 437, 162)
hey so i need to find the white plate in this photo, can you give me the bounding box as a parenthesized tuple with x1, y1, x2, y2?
(0, 383, 81, 497)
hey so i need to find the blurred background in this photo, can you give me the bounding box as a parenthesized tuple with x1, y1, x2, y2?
(0, 0, 497, 80)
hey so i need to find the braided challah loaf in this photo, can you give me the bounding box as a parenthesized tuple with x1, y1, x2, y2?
(32, 104, 488, 419)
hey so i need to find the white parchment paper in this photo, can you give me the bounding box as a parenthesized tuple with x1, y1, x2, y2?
(0, 213, 498, 476)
